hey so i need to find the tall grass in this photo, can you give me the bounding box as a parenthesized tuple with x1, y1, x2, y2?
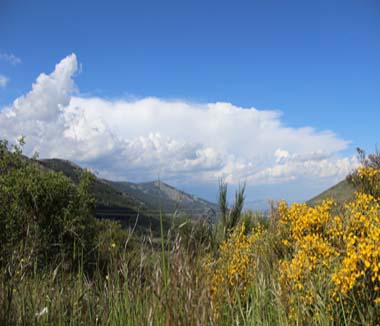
(1, 231, 213, 325)
(2, 212, 380, 325)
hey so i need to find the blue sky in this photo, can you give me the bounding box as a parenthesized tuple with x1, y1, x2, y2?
(0, 0, 379, 205)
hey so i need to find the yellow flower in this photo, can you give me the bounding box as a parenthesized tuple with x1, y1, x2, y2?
(278, 175, 380, 320)
(206, 223, 265, 319)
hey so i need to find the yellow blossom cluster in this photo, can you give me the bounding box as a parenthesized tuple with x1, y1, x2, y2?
(278, 166, 380, 321)
(332, 192, 380, 304)
(207, 223, 265, 316)
(278, 200, 339, 320)
(358, 166, 380, 179)
(202, 166, 380, 323)
(356, 166, 380, 197)
(278, 199, 336, 242)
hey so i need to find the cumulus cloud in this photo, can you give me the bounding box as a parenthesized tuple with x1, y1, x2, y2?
(253, 150, 358, 184)
(0, 54, 358, 190)
(0, 75, 9, 87)
(0, 52, 22, 65)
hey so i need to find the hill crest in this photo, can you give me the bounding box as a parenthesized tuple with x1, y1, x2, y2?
(40, 158, 218, 222)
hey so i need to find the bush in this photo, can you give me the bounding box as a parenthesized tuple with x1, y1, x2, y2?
(347, 147, 380, 197)
(278, 188, 380, 324)
(0, 139, 97, 272)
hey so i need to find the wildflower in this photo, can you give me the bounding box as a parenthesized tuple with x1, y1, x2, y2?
(207, 223, 265, 319)
(279, 166, 380, 321)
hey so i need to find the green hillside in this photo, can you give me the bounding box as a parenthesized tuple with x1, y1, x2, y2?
(39, 158, 218, 230)
(39, 159, 146, 210)
(38, 159, 166, 233)
(111, 180, 218, 221)
(307, 179, 356, 207)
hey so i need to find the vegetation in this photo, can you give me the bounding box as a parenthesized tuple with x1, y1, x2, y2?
(0, 139, 97, 272)
(1, 140, 380, 325)
(41, 158, 218, 224)
(347, 147, 380, 198)
(218, 179, 246, 240)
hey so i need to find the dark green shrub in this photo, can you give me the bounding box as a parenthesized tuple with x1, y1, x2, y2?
(0, 139, 97, 272)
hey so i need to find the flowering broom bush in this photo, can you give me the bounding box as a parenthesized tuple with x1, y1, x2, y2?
(206, 223, 266, 320)
(202, 162, 380, 324)
(332, 192, 380, 319)
(278, 166, 380, 324)
(278, 200, 340, 322)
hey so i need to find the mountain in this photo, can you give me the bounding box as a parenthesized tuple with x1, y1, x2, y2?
(39, 159, 146, 210)
(110, 180, 218, 221)
(307, 179, 356, 207)
(39, 158, 218, 225)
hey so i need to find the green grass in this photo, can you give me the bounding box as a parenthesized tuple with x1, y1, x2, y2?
(2, 218, 376, 326)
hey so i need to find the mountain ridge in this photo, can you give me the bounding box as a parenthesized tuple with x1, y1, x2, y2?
(110, 180, 218, 221)
(39, 158, 218, 223)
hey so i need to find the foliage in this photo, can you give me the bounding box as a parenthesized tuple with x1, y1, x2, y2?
(348, 147, 380, 197)
(218, 179, 246, 239)
(278, 200, 341, 322)
(0, 139, 97, 272)
(278, 168, 380, 324)
(332, 192, 380, 319)
(174, 218, 214, 255)
(206, 223, 266, 321)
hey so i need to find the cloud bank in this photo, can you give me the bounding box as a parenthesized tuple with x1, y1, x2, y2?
(0, 54, 358, 191)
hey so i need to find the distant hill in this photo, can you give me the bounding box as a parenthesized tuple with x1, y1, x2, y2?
(39, 158, 218, 225)
(39, 159, 146, 210)
(110, 180, 218, 221)
(307, 179, 356, 207)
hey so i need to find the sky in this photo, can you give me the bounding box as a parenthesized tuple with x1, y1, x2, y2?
(0, 0, 379, 206)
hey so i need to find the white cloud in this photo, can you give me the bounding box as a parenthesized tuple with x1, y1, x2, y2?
(253, 151, 358, 184)
(0, 54, 358, 194)
(0, 75, 9, 87)
(0, 52, 22, 65)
